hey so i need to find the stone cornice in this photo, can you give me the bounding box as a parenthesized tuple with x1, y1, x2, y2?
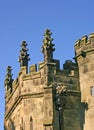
(75, 48, 94, 60)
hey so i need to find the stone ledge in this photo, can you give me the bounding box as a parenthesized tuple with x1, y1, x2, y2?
(43, 118, 53, 126)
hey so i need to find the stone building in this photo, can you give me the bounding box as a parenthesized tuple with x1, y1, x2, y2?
(4, 29, 94, 130)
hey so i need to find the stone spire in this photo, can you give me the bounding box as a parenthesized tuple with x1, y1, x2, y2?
(4, 66, 13, 93)
(18, 41, 30, 68)
(42, 29, 55, 62)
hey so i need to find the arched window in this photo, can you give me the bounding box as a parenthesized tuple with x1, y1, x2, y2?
(30, 117, 33, 130)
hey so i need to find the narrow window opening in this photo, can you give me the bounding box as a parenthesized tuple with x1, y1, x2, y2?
(30, 117, 33, 130)
(90, 86, 94, 96)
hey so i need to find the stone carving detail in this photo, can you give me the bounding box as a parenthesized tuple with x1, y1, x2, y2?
(18, 41, 30, 68)
(55, 84, 67, 111)
(56, 84, 67, 94)
(4, 66, 13, 92)
(42, 29, 55, 62)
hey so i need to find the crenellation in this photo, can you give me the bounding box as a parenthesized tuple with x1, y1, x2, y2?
(4, 29, 82, 130)
(63, 60, 77, 70)
(32, 71, 41, 79)
(51, 59, 60, 69)
(29, 64, 37, 73)
(74, 39, 81, 49)
(62, 60, 78, 78)
(81, 35, 88, 43)
(75, 33, 94, 130)
(75, 33, 94, 59)
(22, 73, 31, 80)
(89, 33, 94, 39)
(38, 61, 45, 70)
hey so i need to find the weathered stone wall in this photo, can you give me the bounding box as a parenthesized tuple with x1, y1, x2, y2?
(75, 33, 94, 130)
(4, 29, 85, 130)
(5, 30, 94, 130)
(63, 92, 84, 130)
(4, 58, 82, 130)
(4, 62, 54, 130)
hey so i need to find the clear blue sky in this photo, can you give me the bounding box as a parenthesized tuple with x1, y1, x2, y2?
(1, 0, 94, 129)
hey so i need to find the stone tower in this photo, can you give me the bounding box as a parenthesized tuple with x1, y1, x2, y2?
(75, 33, 94, 130)
(4, 29, 83, 130)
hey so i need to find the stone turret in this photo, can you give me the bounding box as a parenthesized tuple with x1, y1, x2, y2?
(42, 29, 55, 62)
(74, 33, 94, 130)
(74, 33, 94, 102)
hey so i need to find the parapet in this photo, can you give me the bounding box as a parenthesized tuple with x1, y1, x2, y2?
(30, 64, 37, 73)
(74, 33, 94, 57)
(62, 60, 78, 77)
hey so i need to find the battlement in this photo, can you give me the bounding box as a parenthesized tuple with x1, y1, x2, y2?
(5, 59, 79, 104)
(29, 62, 46, 72)
(4, 30, 81, 130)
(74, 33, 94, 57)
